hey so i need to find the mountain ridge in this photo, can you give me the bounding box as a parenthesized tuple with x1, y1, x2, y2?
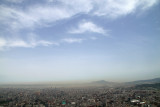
(125, 77, 160, 85)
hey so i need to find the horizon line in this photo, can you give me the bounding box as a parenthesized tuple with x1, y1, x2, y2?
(0, 77, 159, 85)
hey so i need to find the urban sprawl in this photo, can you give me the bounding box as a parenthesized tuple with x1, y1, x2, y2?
(0, 86, 160, 107)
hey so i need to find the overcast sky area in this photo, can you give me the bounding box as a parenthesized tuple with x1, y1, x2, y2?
(0, 0, 160, 83)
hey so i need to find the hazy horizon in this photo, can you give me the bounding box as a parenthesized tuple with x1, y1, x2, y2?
(0, 0, 160, 83)
(0, 76, 160, 85)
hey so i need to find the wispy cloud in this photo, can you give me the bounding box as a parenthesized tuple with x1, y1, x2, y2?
(0, 38, 6, 50)
(0, 0, 159, 31)
(69, 21, 107, 35)
(0, 36, 85, 51)
(0, 0, 159, 51)
(0, 5, 71, 31)
(93, 0, 159, 17)
(0, 37, 58, 51)
(62, 38, 84, 44)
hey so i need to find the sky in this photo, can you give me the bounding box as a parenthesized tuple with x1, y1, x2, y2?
(0, 0, 160, 83)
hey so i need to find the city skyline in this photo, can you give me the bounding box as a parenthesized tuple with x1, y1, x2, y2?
(0, 0, 160, 83)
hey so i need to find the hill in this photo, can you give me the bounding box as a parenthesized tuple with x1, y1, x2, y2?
(126, 78, 160, 85)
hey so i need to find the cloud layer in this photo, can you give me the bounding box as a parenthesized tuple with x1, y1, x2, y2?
(0, 0, 159, 50)
(0, 0, 159, 30)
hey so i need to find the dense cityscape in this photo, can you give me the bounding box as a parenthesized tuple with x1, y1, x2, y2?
(0, 84, 160, 107)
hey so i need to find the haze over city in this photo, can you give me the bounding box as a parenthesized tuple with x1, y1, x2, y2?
(0, 0, 160, 83)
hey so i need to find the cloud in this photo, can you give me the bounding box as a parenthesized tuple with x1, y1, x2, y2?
(62, 38, 84, 43)
(140, 0, 159, 9)
(93, 0, 137, 17)
(0, 36, 86, 51)
(0, 38, 7, 50)
(93, 0, 159, 17)
(2, 0, 24, 3)
(0, 0, 159, 50)
(0, 0, 159, 31)
(0, 5, 72, 30)
(69, 21, 107, 35)
(0, 37, 58, 51)
(0, 0, 93, 31)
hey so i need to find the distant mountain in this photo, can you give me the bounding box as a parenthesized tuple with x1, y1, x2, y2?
(87, 78, 160, 87)
(89, 80, 118, 87)
(126, 78, 160, 85)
